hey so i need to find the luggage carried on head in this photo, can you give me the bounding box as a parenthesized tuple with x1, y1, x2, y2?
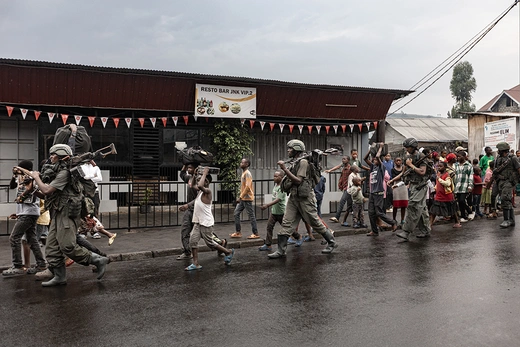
(53, 125, 92, 155)
(177, 146, 214, 165)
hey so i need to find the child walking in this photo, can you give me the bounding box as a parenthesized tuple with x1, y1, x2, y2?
(347, 176, 367, 228)
(472, 167, 485, 218)
(482, 161, 494, 216)
(429, 162, 461, 229)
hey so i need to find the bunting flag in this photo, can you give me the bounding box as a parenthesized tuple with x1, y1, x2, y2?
(325, 125, 330, 134)
(150, 117, 157, 128)
(341, 125, 346, 133)
(34, 110, 41, 120)
(20, 109, 28, 119)
(101, 117, 108, 128)
(307, 125, 313, 134)
(48, 112, 55, 123)
(269, 123, 275, 131)
(125, 118, 132, 128)
(6, 106, 13, 117)
(333, 125, 338, 134)
(357, 123, 362, 131)
(61, 114, 69, 125)
(279, 123, 285, 132)
(193, 114, 198, 122)
(88, 116, 96, 127)
(373, 121, 378, 129)
(183, 116, 189, 125)
(205, 117, 209, 122)
(316, 125, 321, 134)
(172, 116, 178, 126)
(365, 122, 371, 130)
(249, 120, 255, 128)
(240, 118, 245, 127)
(289, 124, 294, 133)
(349, 124, 354, 132)
(138, 118, 145, 128)
(161, 117, 167, 127)
(113, 118, 120, 128)
(260, 121, 266, 131)
(74, 115, 82, 125)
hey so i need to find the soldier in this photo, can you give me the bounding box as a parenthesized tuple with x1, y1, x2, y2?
(268, 139, 337, 258)
(395, 138, 432, 241)
(487, 142, 520, 228)
(27, 144, 110, 286)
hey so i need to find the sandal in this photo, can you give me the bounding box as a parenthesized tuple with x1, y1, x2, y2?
(453, 223, 462, 228)
(246, 234, 260, 239)
(65, 258, 75, 267)
(303, 236, 315, 242)
(230, 232, 242, 238)
(185, 263, 202, 271)
(108, 233, 117, 246)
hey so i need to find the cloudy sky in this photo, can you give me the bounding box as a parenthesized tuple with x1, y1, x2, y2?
(1, 0, 518, 116)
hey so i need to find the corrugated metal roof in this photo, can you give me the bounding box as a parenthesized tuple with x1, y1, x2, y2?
(387, 118, 468, 142)
(0, 59, 413, 122)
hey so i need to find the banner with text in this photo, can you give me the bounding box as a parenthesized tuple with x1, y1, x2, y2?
(484, 117, 517, 151)
(195, 84, 256, 119)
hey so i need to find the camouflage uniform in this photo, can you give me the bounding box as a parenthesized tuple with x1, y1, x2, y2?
(493, 142, 520, 228)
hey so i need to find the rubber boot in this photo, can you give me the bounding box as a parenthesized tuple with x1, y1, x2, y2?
(321, 229, 338, 254)
(42, 266, 66, 287)
(509, 209, 515, 227)
(500, 209, 511, 228)
(268, 235, 288, 259)
(90, 253, 110, 280)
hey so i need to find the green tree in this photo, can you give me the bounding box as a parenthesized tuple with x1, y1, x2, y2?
(449, 61, 477, 118)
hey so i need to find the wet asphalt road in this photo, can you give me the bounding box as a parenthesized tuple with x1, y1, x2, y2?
(2, 218, 520, 347)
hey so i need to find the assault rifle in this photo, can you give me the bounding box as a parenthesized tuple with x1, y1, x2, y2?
(388, 153, 433, 187)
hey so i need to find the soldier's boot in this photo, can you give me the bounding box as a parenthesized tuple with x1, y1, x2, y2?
(500, 209, 511, 228)
(509, 209, 515, 227)
(396, 230, 410, 241)
(321, 229, 338, 254)
(42, 266, 67, 287)
(90, 253, 110, 280)
(268, 235, 288, 259)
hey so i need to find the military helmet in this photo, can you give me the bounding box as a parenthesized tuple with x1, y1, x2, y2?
(287, 139, 305, 151)
(49, 144, 73, 157)
(402, 137, 418, 148)
(496, 142, 510, 151)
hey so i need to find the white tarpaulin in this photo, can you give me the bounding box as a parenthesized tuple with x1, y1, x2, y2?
(484, 117, 516, 151)
(195, 84, 257, 119)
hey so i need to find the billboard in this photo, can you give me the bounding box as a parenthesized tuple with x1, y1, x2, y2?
(484, 117, 516, 151)
(195, 84, 256, 119)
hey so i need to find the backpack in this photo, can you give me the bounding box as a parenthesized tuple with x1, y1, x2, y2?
(178, 146, 214, 165)
(280, 150, 323, 195)
(53, 125, 92, 155)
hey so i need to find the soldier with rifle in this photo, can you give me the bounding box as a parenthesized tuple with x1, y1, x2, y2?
(486, 142, 520, 228)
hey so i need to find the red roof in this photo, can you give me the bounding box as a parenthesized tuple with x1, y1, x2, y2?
(0, 59, 412, 122)
(478, 84, 520, 112)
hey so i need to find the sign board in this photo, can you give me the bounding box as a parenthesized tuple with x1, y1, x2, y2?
(484, 117, 516, 151)
(195, 84, 256, 119)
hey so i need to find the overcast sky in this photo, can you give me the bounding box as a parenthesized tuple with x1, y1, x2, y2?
(1, 0, 519, 116)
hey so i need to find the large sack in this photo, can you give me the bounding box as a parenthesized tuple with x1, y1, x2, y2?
(178, 146, 214, 165)
(53, 125, 92, 155)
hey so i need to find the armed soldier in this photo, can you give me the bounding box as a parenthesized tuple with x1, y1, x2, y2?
(268, 139, 338, 258)
(25, 144, 110, 286)
(395, 138, 431, 241)
(487, 142, 520, 228)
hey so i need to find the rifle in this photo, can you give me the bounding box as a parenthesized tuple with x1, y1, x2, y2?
(388, 153, 431, 186)
(487, 155, 512, 188)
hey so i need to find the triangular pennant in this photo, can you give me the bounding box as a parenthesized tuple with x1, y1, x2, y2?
(373, 121, 378, 129)
(349, 124, 354, 132)
(333, 125, 338, 134)
(183, 116, 189, 125)
(260, 121, 266, 131)
(6, 106, 13, 117)
(249, 120, 255, 128)
(150, 118, 157, 128)
(161, 117, 167, 127)
(101, 117, 108, 128)
(307, 125, 313, 134)
(34, 110, 41, 120)
(61, 114, 69, 125)
(240, 119, 245, 127)
(365, 122, 371, 130)
(20, 109, 28, 119)
(88, 116, 96, 127)
(358, 123, 362, 131)
(316, 125, 321, 134)
(279, 123, 285, 132)
(113, 118, 120, 128)
(289, 124, 294, 133)
(341, 125, 346, 133)
(74, 115, 82, 125)
(325, 125, 330, 134)
(205, 117, 209, 122)
(138, 118, 145, 128)
(172, 116, 178, 126)
(298, 125, 303, 134)
(269, 123, 275, 131)
(47, 112, 55, 123)
(125, 118, 132, 128)
(193, 114, 198, 121)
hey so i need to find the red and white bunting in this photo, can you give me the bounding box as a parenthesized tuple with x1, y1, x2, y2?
(6, 106, 13, 117)
(193, 114, 198, 122)
(240, 119, 245, 127)
(113, 118, 120, 128)
(249, 120, 255, 128)
(260, 121, 265, 131)
(183, 116, 189, 125)
(279, 123, 285, 132)
(333, 125, 338, 134)
(47, 112, 55, 123)
(34, 110, 41, 120)
(172, 117, 178, 126)
(307, 125, 313, 134)
(88, 116, 96, 127)
(349, 124, 354, 132)
(357, 123, 362, 132)
(316, 125, 321, 134)
(205, 117, 209, 122)
(20, 109, 28, 119)
(325, 125, 330, 134)
(161, 117, 167, 127)
(150, 118, 157, 128)
(373, 121, 378, 129)
(61, 114, 69, 125)
(74, 115, 82, 125)
(341, 125, 346, 133)
(289, 124, 294, 133)
(101, 117, 108, 128)
(269, 123, 275, 131)
(125, 118, 132, 128)
(138, 118, 145, 128)
(365, 122, 371, 130)
(298, 125, 303, 134)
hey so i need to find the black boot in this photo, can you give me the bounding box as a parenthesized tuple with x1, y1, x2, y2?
(500, 209, 511, 228)
(90, 253, 110, 279)
(321, 229, 338, 254)
(42, 266, 66, 287)
(268, 235, 288, 259)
